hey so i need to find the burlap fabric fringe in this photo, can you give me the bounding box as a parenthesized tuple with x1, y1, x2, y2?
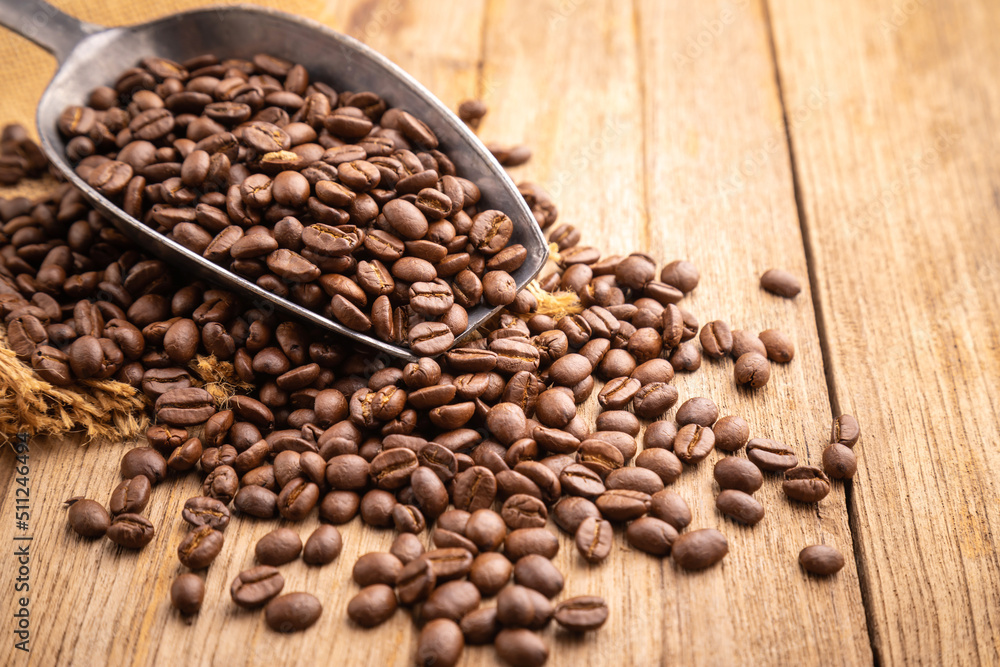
(0, 326, 253, 444)
(0, 326, 149, 444)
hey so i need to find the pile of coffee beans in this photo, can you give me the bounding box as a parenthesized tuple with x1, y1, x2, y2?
(2, 59, 860, 665)
(57, 53, 530, 352)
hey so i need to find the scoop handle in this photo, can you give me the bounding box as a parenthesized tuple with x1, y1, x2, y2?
(0, 0, 102, 63)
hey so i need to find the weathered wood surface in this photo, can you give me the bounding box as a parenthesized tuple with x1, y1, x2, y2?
(3, 0, 998, 665)
(769, 0, 1000, 663)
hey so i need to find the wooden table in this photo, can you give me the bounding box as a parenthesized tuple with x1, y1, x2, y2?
(2, 1, 998, 665)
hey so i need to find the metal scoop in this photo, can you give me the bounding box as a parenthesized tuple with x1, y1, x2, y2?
(0, 2, 548, 361)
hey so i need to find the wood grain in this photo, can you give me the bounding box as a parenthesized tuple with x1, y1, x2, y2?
(768, 0, 1000, 663)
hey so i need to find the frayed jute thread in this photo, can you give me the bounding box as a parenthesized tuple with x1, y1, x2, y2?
(0, 326, 149, 444)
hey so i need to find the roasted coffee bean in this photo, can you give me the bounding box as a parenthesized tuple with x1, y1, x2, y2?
(716, 489, 765, 525)
(746, 438, 798, 472)
(181, 496, 231, 530)
(649, 490, 691, 530)
(675, 397, 719, 427)
(353, 552, 404, 587)
(397, 556, 437, 605)
(177, 524, 224, 569)
(120, 447, 167, 485)
(494, 628, 549, 667)
(499, 586, 554, 634)
(669, 341, 702, 372)
(504, 527, 559, 561)
(595, 410, 640, 436)
(155, 386, 216, 425)
(700, 320, 733, 358)
(461, 606, 500, 644)
(392, 504, 426, 533)
(714, 457, 764, 494)
(501, 494, 549, 530)
(631, 381, 677, 419)
(760, 268, 801, 298)
(465, 509, 508, 552)
(202, 465, 239, 504)
(347, 584, 397, 628)
(831, 414, 861, 447)
(513, 554, 564, 598)
(370, 448, 419, 490)
(782, 466, 831, 503)
(596, 489, 650, 522)
(299, 525, 342, 565)
(575, 516, 613, 563)
(597, 376, 641, 410)
(731, 330, 768, 359)
(265, 592, 322, 633)
(799, 545, 845, 576)
(713, 415, 750, 452)
(109, 476, 151, 515)
(66, 498, 110, 538)
(320, 490, 360, 524)
(256, 527, 302, 566)
(758, 328, 794, 363)
(168, 436, 203, 471)
(634, 448, 682, 486)
(823, 443, 858, 480)
(231, 565, 285, 609)
(644, 420, 678, 450)
(673, 424, 716, 464)
(554, 596, 608, 632)
(422, 580, 482, 622)
(360, 489, 397, 527)
(234, 485, 278, 518)
(106, 513, 155, 549)
(552, 496, 601, 535)
(626, 516, 679, 556)
(660, 260, 699, 293)
(417, 618, 465, 667)
(672, 528, 728, 570)
(171, 573, 205, 615)
(390, 532, 425, 565)
(452, 466, 497, 512)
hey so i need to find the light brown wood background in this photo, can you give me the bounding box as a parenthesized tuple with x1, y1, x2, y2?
(0, 0, 997, 665)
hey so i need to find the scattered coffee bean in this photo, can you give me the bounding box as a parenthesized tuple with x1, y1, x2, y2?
(672, 528, 728, 570)
(831, 414, 861, 447)
(170, 573, 205, 615)
(66, 498, 110, 538)
(760, 268, 801, 298)
(231, 565, 285, 609)
(256, 527, 302, 565)
(782, 466, 831, 503)
(554, 595, 608, 632)
(716, 489, 765, 525)
(798, 545, 845, 576)
(347, 584, 397, 628)
(265, 592, 322, 632)
(823, 443, 858, 480)
(418, 618, 465, 667)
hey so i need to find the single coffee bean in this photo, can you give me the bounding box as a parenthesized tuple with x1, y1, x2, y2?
(120, 447, 167, 485)
(552, 496, 601, 535)
(660, 260, 699, 293)
(397, 556, 437, 605)
(605, 467, 664, 495)
(465, 509, 508, 552)
(256, 527, 302, 566)
(554, 595, 608, 632)
(303, 524, 343, 565)
(644, 420, 677, 450)
(649, 490, 692, 530)
(595, 410, 640, 436)
(170, 573, 204, 615)
(418, 618, 465, 667)
(730, 330, 767, 359)
(669, 341, 701, 372)
(673, 424, 716, 464)
(347, 584, 397, 628)
(501, 494, 549, 530)
(714, 457, 764, 494)
(422, 579, 482, 622)
(66, 498, 110, 538)
(634, 448, 682, 486)
(782, 466, 831, 503)
(746, 438, 798, 472)
(109, 476, 151, 515)
(360, 489, 397, 527)
(700, 320, 733, 358)
(514, 554, 564, 598)
(713, 415, 750, 452)
(181, 496, 231, 530)
(734, 352, 771, 388)
(575, 516, 613, 563)
(504, 527, 559, 561)
(390, 532, 425, 565)
(799, 544, 845, 576)
(460, 606, 500, 645)
(631, 382, 678, 419)
(265, 592, 322, 632)
(494, 628, 549, 667)
(106, 512, 155, 549)
(760, 268, 801, 297)
(672, 528, 728, 570)
(823, 443, 858, 480)
(177, 524, 224, 569)
(452, 466, 497, 512)
(831, 414, 861, 447)
(716, 489, 765, 525)
(675, 397, 719, 427)
(277, 477, 320, 520)
(231, 565, 285, 609)
(320, 490, 361, 524)
(759, 328, 794, 362)
(353, 552, 404, 587)
(234, 485, 278, 518)
(626, 516, 679, 556)
(496, 584, 553, 630)
(202, 465, 239, 504)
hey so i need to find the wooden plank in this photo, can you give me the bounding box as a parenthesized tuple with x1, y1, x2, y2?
(0, 1, 485, 666)
(768, 0, 1000, 663)
(478, 0, 871, 664)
